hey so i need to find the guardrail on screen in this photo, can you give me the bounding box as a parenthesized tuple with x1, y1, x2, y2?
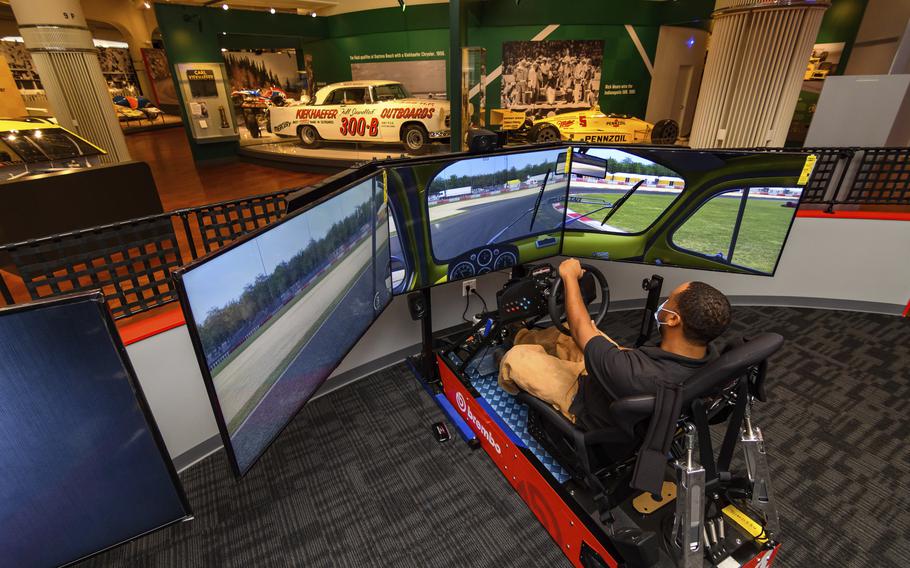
(0, 146, 908, 318)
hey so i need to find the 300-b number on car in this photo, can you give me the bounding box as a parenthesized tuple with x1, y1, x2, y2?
(340, 117, 380, 137)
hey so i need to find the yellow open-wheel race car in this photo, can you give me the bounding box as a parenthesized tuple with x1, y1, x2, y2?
(493, 106, 680, 146)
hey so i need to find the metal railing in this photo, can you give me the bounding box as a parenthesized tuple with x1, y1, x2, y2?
(729, 146, 910, 209)
(0, 189, 291, 317)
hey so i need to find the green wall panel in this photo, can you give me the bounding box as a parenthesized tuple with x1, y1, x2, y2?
(816, 0, 869, 74)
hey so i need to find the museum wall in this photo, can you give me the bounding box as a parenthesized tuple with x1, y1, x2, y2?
(645, 26, 710, 136)
(844, 0, 910, 75)
(787, 0, 869, 145)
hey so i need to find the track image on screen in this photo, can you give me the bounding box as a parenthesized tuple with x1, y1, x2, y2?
(387, 148, 569, 291)
(562, 146, 807, 276)
(178, 174, 390, 475)
(0, 294, 190, 568)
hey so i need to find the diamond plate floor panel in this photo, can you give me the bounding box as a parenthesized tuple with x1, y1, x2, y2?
(470, 371, 572, 484)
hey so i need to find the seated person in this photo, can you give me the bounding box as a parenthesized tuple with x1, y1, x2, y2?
(498, 258, 732, 431)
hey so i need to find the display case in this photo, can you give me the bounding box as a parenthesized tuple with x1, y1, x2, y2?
(174, 62, 239, 144)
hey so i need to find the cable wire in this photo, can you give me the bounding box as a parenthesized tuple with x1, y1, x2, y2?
(471, 288, 489, 314)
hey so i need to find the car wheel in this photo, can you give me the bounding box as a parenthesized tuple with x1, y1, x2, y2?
(298, 124, 321, 148)
(402, 124, 429, 154)
(531, 124, 561, 144)
(651, 119, 679, 145)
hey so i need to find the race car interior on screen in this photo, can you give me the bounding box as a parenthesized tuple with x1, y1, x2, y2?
(178, 174, 391, 476)
(386, 146, 807, 293)
(561, 146, 806, 276)
(387, 147, 570, 293)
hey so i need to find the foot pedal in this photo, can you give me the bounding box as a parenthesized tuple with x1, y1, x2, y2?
(632, 481, 676, 514)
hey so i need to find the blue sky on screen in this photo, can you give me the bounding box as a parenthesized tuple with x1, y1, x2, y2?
(183, 180, 373, 319)
(434, 148, 564, 182)
(586, 148, 657, 167)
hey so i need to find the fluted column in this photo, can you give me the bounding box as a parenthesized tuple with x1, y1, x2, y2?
(10, 0, 130, 163)
(690, 0, 829, 148)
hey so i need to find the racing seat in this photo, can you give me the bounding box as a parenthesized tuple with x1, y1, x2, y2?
(517, 332, 783, 514)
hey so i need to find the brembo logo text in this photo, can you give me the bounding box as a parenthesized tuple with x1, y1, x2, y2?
(454, 392, 502, 454)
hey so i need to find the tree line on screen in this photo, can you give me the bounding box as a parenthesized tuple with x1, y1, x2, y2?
(197, 201, 372, 357)
(428, 159, 555, 194)
(606, 157, 677, 177)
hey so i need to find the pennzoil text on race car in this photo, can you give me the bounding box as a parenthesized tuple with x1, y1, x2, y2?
(268, 81, 450, 153)
(494, 105, 680, 145)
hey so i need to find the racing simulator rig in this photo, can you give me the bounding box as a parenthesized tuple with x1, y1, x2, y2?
(176, 143, 813, 568)
(418, 260, 784, 568)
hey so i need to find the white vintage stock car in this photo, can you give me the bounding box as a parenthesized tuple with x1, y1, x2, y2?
(269, 80, 450, 153)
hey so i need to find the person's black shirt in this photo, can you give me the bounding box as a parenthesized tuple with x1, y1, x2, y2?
(569, 336, 718, 431)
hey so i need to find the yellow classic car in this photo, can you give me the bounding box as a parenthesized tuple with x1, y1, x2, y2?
(0, 118, 105, 180)
(493, 106, 679, 146)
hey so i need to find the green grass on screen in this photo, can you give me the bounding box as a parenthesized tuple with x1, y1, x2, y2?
(569, 191, 797, 273)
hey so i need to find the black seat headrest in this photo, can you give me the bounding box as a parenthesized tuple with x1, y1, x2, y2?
(680, 333, 783, 405)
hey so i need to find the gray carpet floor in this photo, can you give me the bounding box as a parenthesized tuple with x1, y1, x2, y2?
(79, 306, 910, 568)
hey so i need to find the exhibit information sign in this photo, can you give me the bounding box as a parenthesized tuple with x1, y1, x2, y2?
(175, 62, 239, 144)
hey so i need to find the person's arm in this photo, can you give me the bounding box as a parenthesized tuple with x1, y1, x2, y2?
(558, 258, 600, 351)
(559, 258, 626, 353)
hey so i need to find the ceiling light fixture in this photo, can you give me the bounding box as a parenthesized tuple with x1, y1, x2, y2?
(311, 11, 317, 17)
(269, 7, 275, 14)
(143, 1, 151, 8)
(221, 48, 227, 52)
(222, 3, 229, 10)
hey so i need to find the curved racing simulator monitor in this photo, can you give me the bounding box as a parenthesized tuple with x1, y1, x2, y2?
(178, 143, 813, 567)
(177, 173, 391, 475)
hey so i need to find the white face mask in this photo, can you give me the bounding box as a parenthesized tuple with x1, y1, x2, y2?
(653, 300, 680, 328)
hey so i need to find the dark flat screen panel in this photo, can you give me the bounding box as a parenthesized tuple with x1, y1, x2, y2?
(0, 296, 189, 568)
(0, 161, 163, 244)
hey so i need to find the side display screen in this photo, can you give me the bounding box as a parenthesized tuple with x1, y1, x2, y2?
(387, 147, 569, 293)
(0, 295, 190, 568)
(562, 147, 808, 276)
(178, 174, 391, 475)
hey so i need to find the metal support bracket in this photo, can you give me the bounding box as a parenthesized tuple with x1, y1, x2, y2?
(672, 425, 706, 568)
(741, 407, 781, 540)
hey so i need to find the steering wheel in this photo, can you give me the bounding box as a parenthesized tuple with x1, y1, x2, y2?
(547, 263, 610, 335)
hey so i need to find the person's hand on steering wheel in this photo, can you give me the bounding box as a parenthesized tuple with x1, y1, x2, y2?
(558, 258, 584, 282)
(550, 257, 611, 351)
